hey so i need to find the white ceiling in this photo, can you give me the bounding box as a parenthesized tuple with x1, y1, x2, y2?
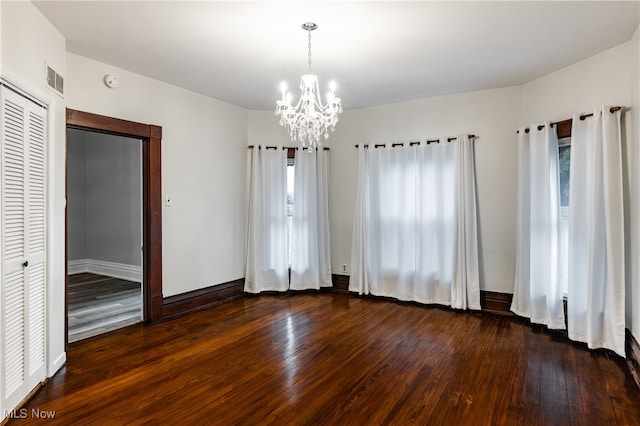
(34, 1, 640, 111)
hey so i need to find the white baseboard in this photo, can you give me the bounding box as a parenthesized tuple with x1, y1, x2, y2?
(68, 259, 89, 275)
(49, 352, 66, 377)
(68, 258, 142, 282)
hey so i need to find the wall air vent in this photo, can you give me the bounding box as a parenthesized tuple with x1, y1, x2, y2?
(46, 65, 64, 96)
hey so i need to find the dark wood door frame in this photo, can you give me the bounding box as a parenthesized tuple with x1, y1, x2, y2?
(65, 109, 163, 336)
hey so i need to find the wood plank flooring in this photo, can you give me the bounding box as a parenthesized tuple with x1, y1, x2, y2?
(67, 273, 141, 342)
(14, 293, 640, 425)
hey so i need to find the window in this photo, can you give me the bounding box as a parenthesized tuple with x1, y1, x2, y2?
(378, 153, 456, 272)
(558, 137, 570, 295)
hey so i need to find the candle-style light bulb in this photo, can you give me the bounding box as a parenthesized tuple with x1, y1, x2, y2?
(280, 82, 287, 101)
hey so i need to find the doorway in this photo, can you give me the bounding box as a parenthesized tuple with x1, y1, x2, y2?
(66, 128, 143, 342)
(65, 109, 163, 346)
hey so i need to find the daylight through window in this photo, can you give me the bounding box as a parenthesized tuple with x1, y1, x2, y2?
(558, 137, 570, 296)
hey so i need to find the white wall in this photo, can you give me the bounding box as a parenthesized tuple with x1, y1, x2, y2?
(521, 31, 640, 341)
(249, 85, 523, 293)
(521, 41, 633, 123)
(67, 132, 87, 261)
(85, 132, 142, 267)
(65, 53, 249, 297)
(1, 1, 67, 385)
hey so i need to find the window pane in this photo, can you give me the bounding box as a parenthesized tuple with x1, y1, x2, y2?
(558, 140, 570, 296)
(559, 144, 570, 207)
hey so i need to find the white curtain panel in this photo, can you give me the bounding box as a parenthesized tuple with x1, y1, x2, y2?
(350, 136, 480, 309)
(350, 145, 369, 295)
(290, 149, 332, 290)
(245, 147, 289, 293)
(511, 123, 565, 329)
(568, 107, 625, 357)
(453, 134, 481, 309)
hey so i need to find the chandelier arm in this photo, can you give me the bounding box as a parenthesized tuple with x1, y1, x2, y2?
(292, 95, 304, 113)
(313, 78, 325, 109)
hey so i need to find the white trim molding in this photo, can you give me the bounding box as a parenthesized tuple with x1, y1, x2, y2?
(49, 352, 66, 377)
(67, 259, 89, 275)
(68, 259, 142, 282)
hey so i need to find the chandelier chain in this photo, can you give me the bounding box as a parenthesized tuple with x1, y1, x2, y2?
(307, 30, 312, 70)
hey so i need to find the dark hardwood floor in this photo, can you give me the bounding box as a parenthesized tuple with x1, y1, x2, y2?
(13, 293, 640, 425)
(67, 273, 141, 342)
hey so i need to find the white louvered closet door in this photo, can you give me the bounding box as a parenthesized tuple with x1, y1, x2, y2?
(0, 86, 47, 412)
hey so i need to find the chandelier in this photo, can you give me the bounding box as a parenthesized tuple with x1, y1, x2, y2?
(275, 22, 343, 151)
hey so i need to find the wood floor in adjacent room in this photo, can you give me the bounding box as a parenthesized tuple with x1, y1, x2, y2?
(14, 293, 640, 425)
(67, 273, 141, 342)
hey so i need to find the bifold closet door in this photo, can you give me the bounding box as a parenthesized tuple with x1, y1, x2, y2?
(1, 86, 47, 412)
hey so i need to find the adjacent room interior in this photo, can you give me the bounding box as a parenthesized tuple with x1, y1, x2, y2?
(66, 128, 143, 342)
(2, 1, 640, 423)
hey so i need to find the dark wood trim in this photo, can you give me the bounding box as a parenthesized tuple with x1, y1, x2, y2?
(627, 329, 640, 391)
(162, 279, 244, 320)
(65, 108, 163, 326)
(67, 109, 161, 139)
(331, 274, 350, 292)
(145, 128, 163, 323)
(480, 290, 514, 316)
(330, 274, 514, 316)
(555, 118, 572, 139)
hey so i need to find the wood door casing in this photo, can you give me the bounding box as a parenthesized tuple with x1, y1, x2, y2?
(65, 109, 163, 330)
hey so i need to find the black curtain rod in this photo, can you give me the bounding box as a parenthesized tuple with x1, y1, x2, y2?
(247, 145, 330, 150)
(517, 106, 622, 134)
(354, 134, 477, 149)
